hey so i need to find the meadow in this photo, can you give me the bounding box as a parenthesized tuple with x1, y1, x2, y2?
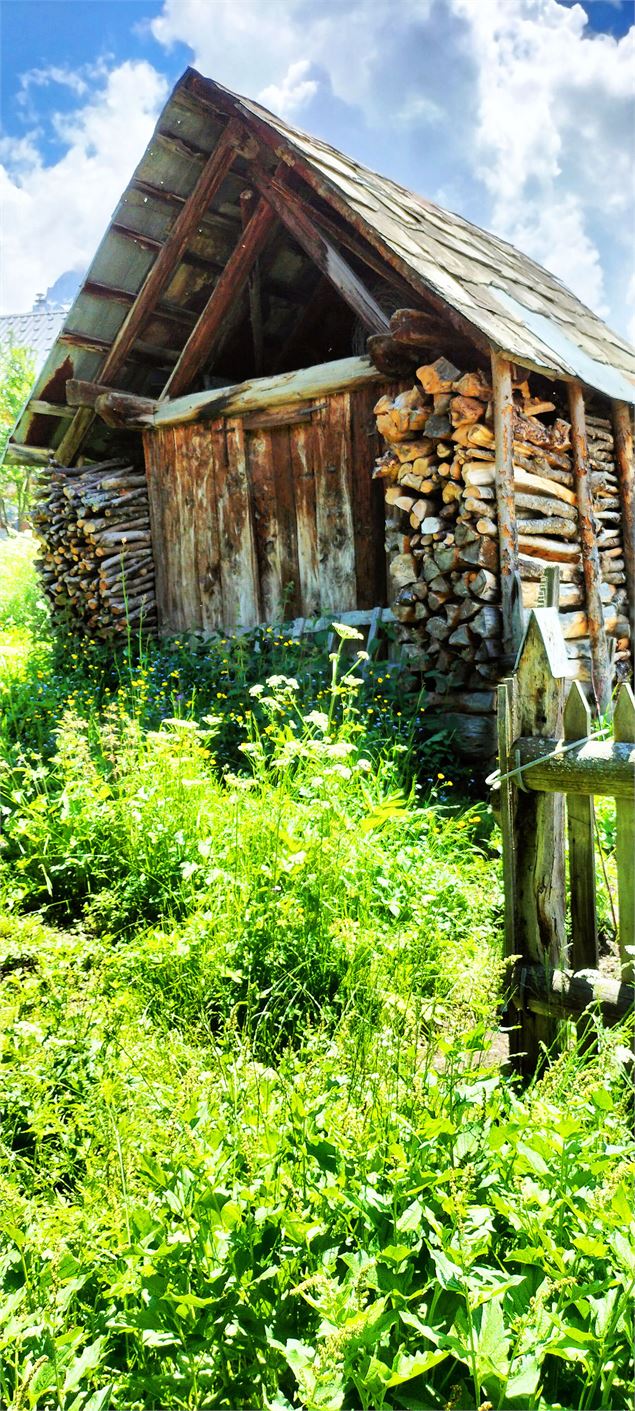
(0, 534, 633, 1411)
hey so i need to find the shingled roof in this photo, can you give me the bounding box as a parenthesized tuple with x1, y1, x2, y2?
(0, 305, 70, 373)
(8, 66, 635, 464)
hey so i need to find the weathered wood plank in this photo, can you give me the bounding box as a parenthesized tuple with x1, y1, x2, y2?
(564, 681, 598, 971)
(142, 428, 170, 634)
(491, 350, 521, 662)
(287, 420, 321, 617)
(217, 419, 260, 628)
(180, 420, 222, 632)
(162, 197, 277, 399)
(514, 736, 635, 798)
(270, 426, 302, 620)
(568, 382, 612, 713)
(349, 384, 389, 609)
(611, 400, 635, 660)
(245, 426, 282, 622)
(614, 682, 635, 984)
(513, 609, 568, 1072)
(312, 395, 357, 614)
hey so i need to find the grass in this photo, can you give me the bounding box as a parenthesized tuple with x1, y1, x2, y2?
(0, 534, 633, 1411)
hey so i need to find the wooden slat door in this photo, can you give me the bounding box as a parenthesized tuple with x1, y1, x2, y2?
(143, 380, 392, 634)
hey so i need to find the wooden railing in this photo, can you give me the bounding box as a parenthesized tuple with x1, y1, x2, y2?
(494, 602, 634, 1074)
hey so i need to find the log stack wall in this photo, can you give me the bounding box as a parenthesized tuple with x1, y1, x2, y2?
(372, 357, 631, 755)
(32, 459, 157, 637)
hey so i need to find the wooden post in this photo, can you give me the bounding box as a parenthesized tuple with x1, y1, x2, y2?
(491, 351, 522, 664)
(564, 681, 598, 971)
(568, 382, 612, 714)
(611, 401, 635, 666)
(509, 609, 568, 1073)
(614, 682, 635, 985)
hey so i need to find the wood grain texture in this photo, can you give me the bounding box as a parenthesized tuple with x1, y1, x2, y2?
(313, 394, 357, 614)
(288, 419, 321, 617)
(219, 418, 260, 628)
(614, 682, 635, 984)
(568, 382, 612, 713)
(564, 681, 598, 971)
(491, 350, 521, 662)
(349, 384, 387, 609)
(611, 401, 635, 661)
(513, 610, 568, 1072)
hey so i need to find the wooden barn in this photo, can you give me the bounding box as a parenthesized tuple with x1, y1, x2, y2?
(6, 67, 635, 752)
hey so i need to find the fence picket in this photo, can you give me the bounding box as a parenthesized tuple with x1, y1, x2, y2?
(564, 681, 598, 971)
(614, 683, 635, 985)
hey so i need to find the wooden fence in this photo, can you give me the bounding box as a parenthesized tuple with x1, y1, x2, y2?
(494, 602, 634, 1074)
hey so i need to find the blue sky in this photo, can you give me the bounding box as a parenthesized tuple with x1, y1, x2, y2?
(1, 0, 633, 342)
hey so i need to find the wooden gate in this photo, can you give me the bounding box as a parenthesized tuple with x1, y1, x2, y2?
(494, 602, 634, 1074)
(143, 382, 390, 635)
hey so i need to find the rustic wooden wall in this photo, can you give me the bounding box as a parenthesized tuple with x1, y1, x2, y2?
(143, 383, 392, 634)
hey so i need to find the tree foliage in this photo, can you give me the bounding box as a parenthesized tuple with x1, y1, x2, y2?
(0, 341, 36, 529)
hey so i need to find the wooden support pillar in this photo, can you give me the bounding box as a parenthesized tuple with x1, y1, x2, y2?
(568, 381, 612, 714)
(611, 400, 635, 664)
(491, 350, 522, 664)
(240, 188, 264, 376)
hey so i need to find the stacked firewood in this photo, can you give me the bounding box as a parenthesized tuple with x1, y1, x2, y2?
(373, 356, 630, 747)
(32, 459, 157, 637)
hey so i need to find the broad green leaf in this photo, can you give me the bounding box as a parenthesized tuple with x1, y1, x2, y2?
(64, 1337, 107, 1393)
(386, 1348, 450, 1386)
(475, 1298, 510, 1382)
(506, 1355, 541, 1400)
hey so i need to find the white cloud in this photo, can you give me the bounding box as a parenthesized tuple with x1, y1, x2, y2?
(1, 0, 633, 349)
(149, 0, 634, 339)
(259, 60, 319, 119)
(0, 60, 167, 314)
(449, 0, 635, 332)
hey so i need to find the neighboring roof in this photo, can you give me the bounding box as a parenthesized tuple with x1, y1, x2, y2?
(0, 306, 70, 373)
(8, 66, 635, 463)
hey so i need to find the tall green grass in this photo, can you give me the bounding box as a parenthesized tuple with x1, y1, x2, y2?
(0, 537, 632, 1411)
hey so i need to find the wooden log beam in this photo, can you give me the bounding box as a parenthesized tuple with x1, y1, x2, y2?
(521, 964, 634, 1025)
(240, 187, 264, 376)
(161, 196, 277, 398)
(491, 350, 522, 660)
(611, 400, 635, 658)
(28, 400, 74, 419)
(248, 166, 391, 334)
(514, 734, 635, 798)
(3, 443, 55, 466)
(57, 118, 243, 463)
(568, 382, 612, 713)
(390, 307, 452, 346)
(67, 356, 386, 429)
